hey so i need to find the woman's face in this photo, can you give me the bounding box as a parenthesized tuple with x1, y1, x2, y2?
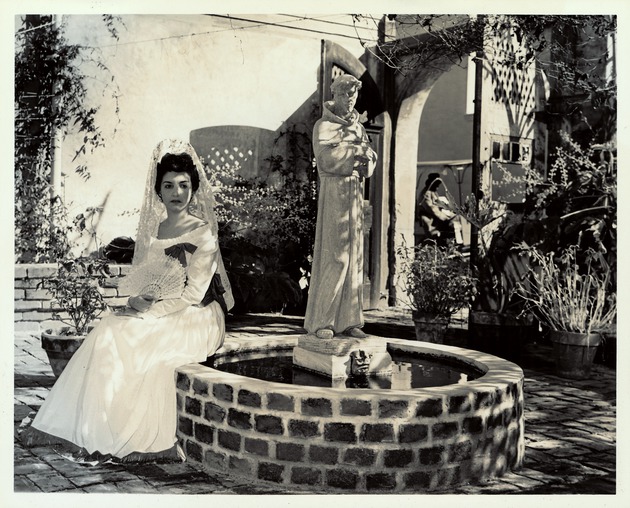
(160, 171, 193, 212)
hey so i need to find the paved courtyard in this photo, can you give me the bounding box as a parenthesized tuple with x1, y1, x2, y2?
(12, 310, 618, 497)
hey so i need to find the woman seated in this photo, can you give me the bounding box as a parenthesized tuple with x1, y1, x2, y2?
(22, 139, 234, 462)
(417, 172, 463, 246)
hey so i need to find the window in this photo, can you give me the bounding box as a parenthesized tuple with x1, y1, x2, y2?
(489, 136, 533, 203)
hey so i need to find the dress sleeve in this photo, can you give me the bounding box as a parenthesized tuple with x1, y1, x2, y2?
(424, 191, 453, 221)
(145, 230, 219, 318)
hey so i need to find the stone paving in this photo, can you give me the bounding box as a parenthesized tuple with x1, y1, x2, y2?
(12, 310, 618, 496)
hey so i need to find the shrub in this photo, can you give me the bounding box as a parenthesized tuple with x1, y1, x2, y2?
(398, 241, 477, 318)
(39, 257, 113, 334)
(204, 128, 318, 313)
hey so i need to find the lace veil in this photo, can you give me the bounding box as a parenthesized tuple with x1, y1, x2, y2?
(133, 138, 234, 311)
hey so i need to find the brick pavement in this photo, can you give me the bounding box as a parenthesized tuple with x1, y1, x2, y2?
(12, 310, 618, 496)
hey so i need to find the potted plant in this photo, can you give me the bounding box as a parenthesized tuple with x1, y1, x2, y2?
(398, 240, 477, 343)
(514, 244, 616, 379)
(38, 256, 112, 378)
(524, 135, 617, 367)
(455, 195, 533, 360)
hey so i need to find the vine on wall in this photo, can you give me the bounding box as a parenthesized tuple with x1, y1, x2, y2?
(15, 15, 122, 262)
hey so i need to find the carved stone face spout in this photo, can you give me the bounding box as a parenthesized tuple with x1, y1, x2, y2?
(350, 349, 372, 376)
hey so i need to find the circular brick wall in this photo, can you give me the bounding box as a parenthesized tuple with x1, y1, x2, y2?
(175, 335, 525, 493)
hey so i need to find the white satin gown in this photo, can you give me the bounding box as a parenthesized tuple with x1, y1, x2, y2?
(31, 224, 225, 458)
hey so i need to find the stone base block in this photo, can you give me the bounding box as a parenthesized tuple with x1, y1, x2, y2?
(293, 334, 392, 379)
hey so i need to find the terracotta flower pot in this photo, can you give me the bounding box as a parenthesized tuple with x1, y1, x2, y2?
(549, 330, 601, 379)
(412, 312, 450, 343)
(41, 327, 87, 378)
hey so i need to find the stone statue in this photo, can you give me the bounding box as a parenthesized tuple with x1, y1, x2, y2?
(304, 74, 378, 340)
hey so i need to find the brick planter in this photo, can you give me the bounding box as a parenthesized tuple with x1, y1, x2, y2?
(14, 263, 132, 333)
(175, 335, 525, 493)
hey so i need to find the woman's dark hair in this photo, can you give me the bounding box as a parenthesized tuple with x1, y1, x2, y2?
(424, 172, 442, 191)
(154, 152, 200, 195)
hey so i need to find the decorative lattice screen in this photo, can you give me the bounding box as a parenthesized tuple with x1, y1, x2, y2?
(207, 146, 254, 172)
(490, 36, 536, 112)
(331, 64, 348, 82)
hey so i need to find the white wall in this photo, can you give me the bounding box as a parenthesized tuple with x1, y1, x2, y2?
(60, 14, 372, 254)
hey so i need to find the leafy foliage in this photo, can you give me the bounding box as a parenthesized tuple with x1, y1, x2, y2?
(14, 160, 74, 263)
(511, 134, 617, 327)
(39, 257, 113, 335)
(15, 15, 121, 262)
(453, 132, 616, 315)
(208, 163, 317, 257)
(451, 195, 530, 314)
(358, 14, 615, 142)
(526, 133, 616, 264)
(206, 127, 318, 313)
(398, 241, 477, 318)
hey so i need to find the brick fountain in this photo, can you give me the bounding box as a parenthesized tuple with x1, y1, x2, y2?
(174, 333, 524, 493)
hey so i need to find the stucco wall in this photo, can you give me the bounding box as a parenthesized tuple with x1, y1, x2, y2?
(417, 61, 473, 163)
(58, 14, 373, 255)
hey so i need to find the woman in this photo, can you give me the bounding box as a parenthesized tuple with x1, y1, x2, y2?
(418, 173, 463, 246)
(23, 139, 233, 462)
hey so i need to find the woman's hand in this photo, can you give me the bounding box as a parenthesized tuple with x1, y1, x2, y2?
(117, 307, 143, 317)
(128, 294, 155, 313)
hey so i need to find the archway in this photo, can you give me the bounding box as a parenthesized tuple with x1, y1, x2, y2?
(389, 58, 460, 303)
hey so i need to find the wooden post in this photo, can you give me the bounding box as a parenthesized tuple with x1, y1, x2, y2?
(470, 23, 485, 271)
(50, 15, 63, 206)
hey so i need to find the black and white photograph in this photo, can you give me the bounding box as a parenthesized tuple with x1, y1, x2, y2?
(5, 0, 627, 505)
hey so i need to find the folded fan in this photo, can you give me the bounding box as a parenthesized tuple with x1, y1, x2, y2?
(119, 255, 186, 301)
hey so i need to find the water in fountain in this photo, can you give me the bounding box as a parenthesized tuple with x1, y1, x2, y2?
(205, 348, 483, 390)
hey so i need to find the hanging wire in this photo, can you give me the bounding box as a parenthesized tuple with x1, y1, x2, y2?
(33, 13, 382, 50)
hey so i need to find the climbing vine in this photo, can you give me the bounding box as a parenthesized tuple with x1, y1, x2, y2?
(14, 15, 122, 262)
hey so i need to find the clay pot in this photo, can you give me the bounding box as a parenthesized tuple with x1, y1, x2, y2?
(412, 313, 450, 343)
(41, 327, 87, 378)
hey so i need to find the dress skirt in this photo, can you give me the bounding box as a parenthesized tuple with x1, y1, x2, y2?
(31, 301, 225, 458)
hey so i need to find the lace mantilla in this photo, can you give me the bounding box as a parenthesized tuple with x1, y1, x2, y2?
(132, 138, 234, 311)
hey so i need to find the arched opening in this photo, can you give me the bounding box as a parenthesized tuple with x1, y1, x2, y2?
(415, 58, 474, 246)
(389, 61, 460, 303)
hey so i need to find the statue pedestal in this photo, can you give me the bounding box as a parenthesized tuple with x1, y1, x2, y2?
(293, 334, 392, 379)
